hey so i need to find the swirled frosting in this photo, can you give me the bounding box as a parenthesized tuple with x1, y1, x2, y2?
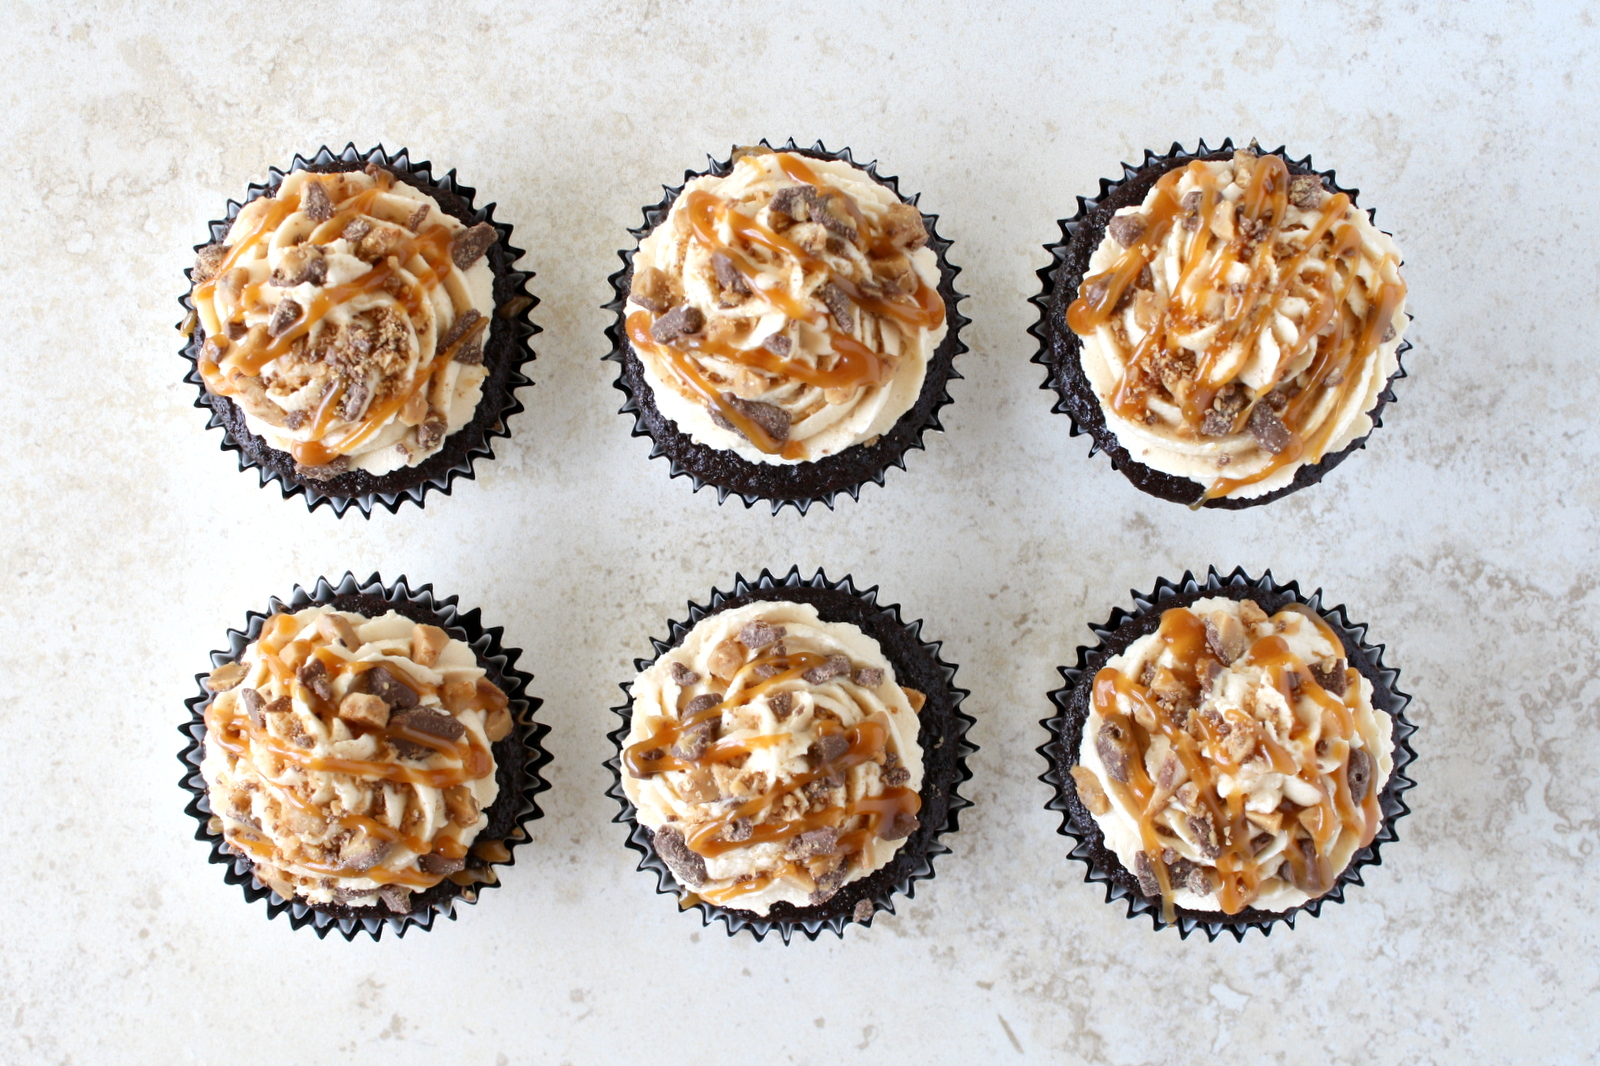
(621, 601, 925, 915)
(189, 166, 498, 478)
(1067, 149, 1408, 500)
(200, 606, 514, 912)
(1073, 596, 1393, 916)
(625, 150, 947, 464)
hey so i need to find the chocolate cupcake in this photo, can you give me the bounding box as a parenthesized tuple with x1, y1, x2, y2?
(178, 573, 551, 939)
(178, 144, 538, 517)
(1031, 140, 1411, 508)
(605, 568, 975, 940)
(605, 141, 967, 514)
(1040, 568, 1416, 939)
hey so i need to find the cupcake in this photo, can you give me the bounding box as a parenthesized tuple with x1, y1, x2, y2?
(606, 568, 974, 940)
(179, 573, 550, 939)
(1040, 568, 1416, 939)
(1032, 140, 1411, 508)
(605, 141, 967, 513)
(179, 144, 537, 517)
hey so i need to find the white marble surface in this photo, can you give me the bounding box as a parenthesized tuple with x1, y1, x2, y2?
(2, 2, 1596, 1063)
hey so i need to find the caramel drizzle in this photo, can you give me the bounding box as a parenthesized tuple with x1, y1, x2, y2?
(625, 648, 921, 889)
(628, 151, 945, 456)
(204, 614, 504, 891)
(1091, 605, 1380, 920)
(193, 179, 477, 466)
(1066, 156, 1406, 499)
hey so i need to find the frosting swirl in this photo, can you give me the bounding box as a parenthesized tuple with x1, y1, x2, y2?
(621, 601, 925, 915)
(199, 606, 513, 912)
(1068, 149, 1408, 500)
(625, 151, 947, 464)
(1073, 596, 1393, 916)
(189, 166, 497, 478)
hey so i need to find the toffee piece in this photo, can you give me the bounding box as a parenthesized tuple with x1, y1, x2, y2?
(620, 600, 925, 915)
(1065, 147, 1408, 502)
(200, 606, 514, 913)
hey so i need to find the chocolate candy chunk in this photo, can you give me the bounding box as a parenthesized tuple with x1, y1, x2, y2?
(1133, 851, 1162, 897)
(753, 661, 785, 680)
(629, 265, 674, 313)
(268, 298, 303, 339)
(763, 332, 792, 357)
(739, 620, 786, 651)
(709, 392, 791, 446)
(811, 864, 849, 905)
(682, 693, 720, 717)
(789, 826, 839, 860)
(1108, 213, 1147, 247)
(852, 898, 874, 923)
(390, 707, 465, 742)
(295, 457, 349, 481)
(653, 825, 707, 888)
(1310, 658, 1348, 696)
(451, 222, 497, 270)
(342, 217, 372, 242)
(813, 194, 857, 242)
(711, 252, 750, 295)
(1346, 747, 1373, 803)
(339, 832, 392, 872)
(669, 661, 701, 686)
(1247, 403, 1291, 454)
(1095, 721, 1130, 784)
(1188, 813, 1222, 860)
(809, 733, 849, 765)
(771, 184, 820, 221)
(1288, 174, 1326, 210)
(803, 654, 851, 685)
(337, 377, 371, 421)
(193, 243, 230, 283)
(851, 666, 883, 687)
(363, 665, 420, 710)
(818, 282, 853, 335)
(302, 179, 334, 223)
(650, 303, 706, 345)
(296, 658, 333, 701)
(417, 851, 466, 877)
(237, 687, 266, 729)
(1204, 611, 1248, 665)
(405, 204, 430, 232)
(378, 885, 412, 914)
(767, 691, 794, 720)
(415, 420, 447, 451)
(436, 309, 484, 360)
(723, 817, 753, 842)
(670, 725, 713, 762)
(882, 765, 911, 788)
(881, 811, 920, 840)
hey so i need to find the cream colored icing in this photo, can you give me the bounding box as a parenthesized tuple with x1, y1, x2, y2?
(1077, 596, 1393, 913)
(621, 601, 924, 915)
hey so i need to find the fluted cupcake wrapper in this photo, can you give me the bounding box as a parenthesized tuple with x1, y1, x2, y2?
(177, 144, 539, 518)
(178, 572, 552, 940)
(1027, 138, 1412, 509)
(604, 139, 968, 516)
(605, 567, 976, 941)
(1038, 566, 1417, 940)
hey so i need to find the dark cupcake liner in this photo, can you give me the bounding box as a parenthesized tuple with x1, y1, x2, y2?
(1028, 138, 1413, 509)
(1038, 566, 1416, 940)
(177, 144, 539, 518)
(178, 572, 552, 940)
(605, 566, 975, 941)
(603, 139, 968, 516)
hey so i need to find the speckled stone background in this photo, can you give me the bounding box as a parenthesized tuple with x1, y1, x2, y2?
(2, 2, 1595, 1063)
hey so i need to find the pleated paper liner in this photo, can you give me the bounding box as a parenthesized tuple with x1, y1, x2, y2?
(1038, 566, 1417, 940)
(603, 140, 968, 515)
(1027, 138, 1412, 509)
(178, 572, 552, 940)
(176, 144, 539, 518)
(604, 567, 976, 941)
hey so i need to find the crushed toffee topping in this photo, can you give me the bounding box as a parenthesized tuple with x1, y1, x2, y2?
(1067, 149, 1408, 500)
(625, 150, 946, 461)
(1080, 597, 1391, 920)
(189, 165, 496, 476)
(201, 607, 513, 912)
